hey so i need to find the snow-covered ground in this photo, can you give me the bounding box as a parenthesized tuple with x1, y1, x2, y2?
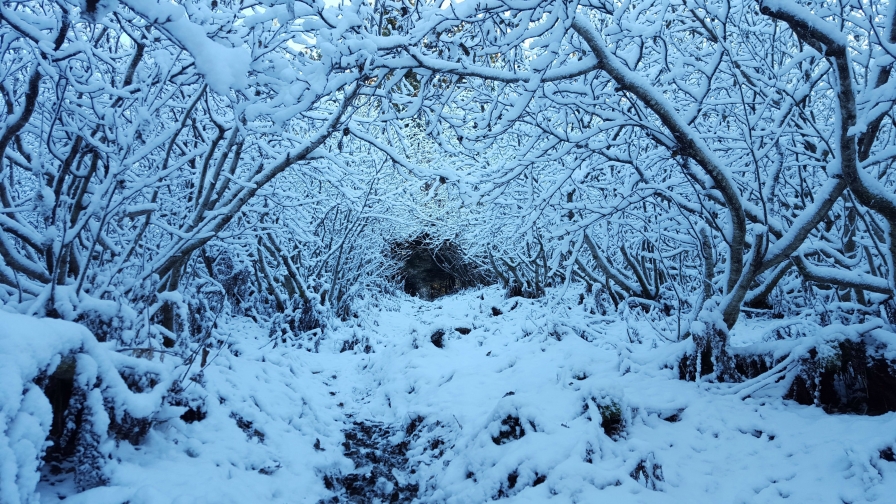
(5, 286, 896, 503)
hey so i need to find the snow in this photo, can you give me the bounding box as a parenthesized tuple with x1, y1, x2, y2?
(3, 287, 894, 503)
(0, 311, 90, 504)
(0, 309, 181, 503)
(758, 1, 849, 48)
(120, 1, 250, 96)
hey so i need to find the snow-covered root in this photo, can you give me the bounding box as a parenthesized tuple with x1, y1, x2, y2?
(0, 310, 177, 503)
(678, 317, 896, 415)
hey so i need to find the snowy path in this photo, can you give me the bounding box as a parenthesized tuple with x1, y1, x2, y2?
(42, 286, 896, 503)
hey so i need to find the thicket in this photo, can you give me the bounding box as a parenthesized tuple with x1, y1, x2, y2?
(1, 0, 896, 494)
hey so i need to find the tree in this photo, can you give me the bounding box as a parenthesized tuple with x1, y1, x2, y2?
(0, 0, 413, 347)
(377, 0, 896, 378)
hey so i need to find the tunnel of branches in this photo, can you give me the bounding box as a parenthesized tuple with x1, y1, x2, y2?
(394, 235, 487, 301)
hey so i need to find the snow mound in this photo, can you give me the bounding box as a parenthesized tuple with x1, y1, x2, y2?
(1, 312, 88, 504)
